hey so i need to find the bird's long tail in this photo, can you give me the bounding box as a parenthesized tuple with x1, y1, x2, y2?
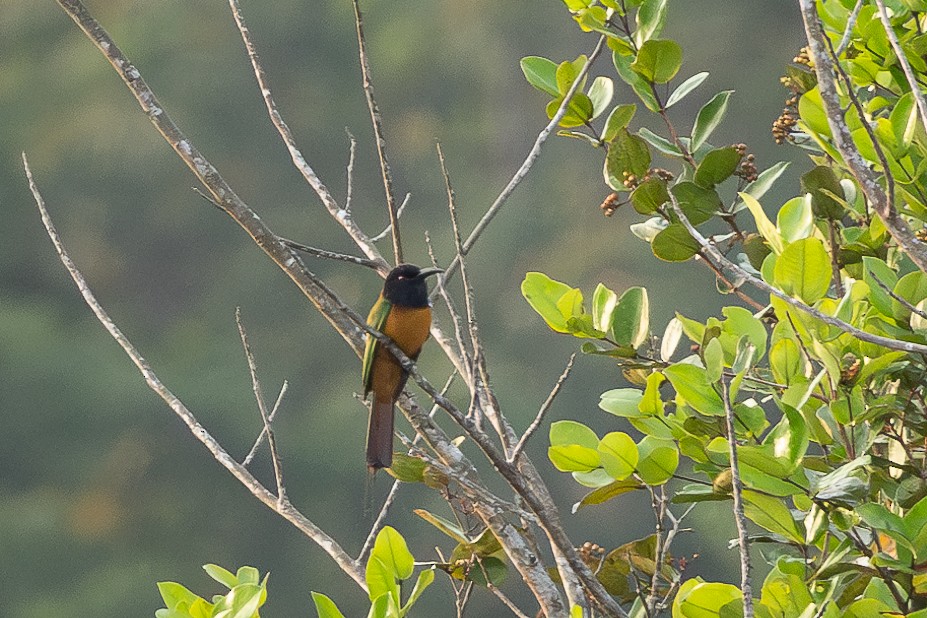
(366, 399, 394, 471)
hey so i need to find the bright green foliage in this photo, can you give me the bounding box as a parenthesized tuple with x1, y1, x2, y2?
(312, 526, 434, 618)
(521, 0, 927, 614)
(154, 565, 268, 618)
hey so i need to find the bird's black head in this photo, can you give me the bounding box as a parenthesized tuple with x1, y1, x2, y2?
(382, 263, 443, 307)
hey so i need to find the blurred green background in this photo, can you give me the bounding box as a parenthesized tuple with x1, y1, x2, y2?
(2, 1, 805, 615)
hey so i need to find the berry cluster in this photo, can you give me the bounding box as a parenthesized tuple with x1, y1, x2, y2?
(733, 143, 758, 182)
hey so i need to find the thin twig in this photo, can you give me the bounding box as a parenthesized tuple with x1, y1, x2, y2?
(870, 272, 927, 321)
(236, 308, 286, 504)
(24, 152, 366, 590)
(280, 237, 382, 270)
(487, 582, 532, 618)
(875, 0, 927, 132)
(227, 0, 388, 270)
(345, 128, 357, 214)
(352, 0, 402, 264)
(243, 380, 289, 467)
(437, 143, 508, 446)
(668, 192, 927, 354)
(436, 35, 608, 289)
(835, 0, 864, 56)
(721, 375, 754, 617)
(509, 353, 576, 463)
(371, 193, 411, 242)
(425, 231, 473, 385)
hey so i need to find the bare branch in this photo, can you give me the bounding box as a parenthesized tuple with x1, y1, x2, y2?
(509, 353, 576, 463)
(438, 35, 608, 287)
(875, 0, 927, 133)
(721, 375, 754, 617)
(236, 308, 286, 504)
(668, 193, 927, 354)
(371, 193, 411, 243)
(345, 128, 357, 214)
(242, 380, 288, 468)
(487, 582, 532, 618)
(280, 237, 381, 270)
(799, 0, 927, 273)
(870, 272, 927, 321)
(25, 152, 366, 590)
(226, 0, 388, 270)
(425, 231, 473, 384)
(352, 0, 402, 264)
(438, 143, 507, 444)
(835, 0, 864, 57)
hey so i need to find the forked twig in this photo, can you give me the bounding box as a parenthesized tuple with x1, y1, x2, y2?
(509, 353, 576, 463)
(371, 193, 411, 243)
(352, 0, 402, 265)
(236, 307, 286, 503)
(242, 380, 288, 468)
(24, 152, 366, 590)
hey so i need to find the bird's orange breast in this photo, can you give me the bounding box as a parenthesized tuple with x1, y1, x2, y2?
(370, 305, 432, 403)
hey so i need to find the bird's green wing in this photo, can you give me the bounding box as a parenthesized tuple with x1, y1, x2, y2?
(362, 295, 392, 397)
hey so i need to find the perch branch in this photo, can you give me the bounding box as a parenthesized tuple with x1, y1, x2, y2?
(722, 375, 754, 617)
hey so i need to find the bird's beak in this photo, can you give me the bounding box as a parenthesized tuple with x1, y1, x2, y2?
(417, 267, 444, 279)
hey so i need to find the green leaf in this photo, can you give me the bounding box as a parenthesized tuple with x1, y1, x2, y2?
(892, 271, 927, 322)
(635, 0, 668, 45)
(521, 272, 578, 333)
(556, 56, 588, 95)
(413, 509, 468, 544)
(639, 371, 665, 416)
(599, 388, 645, 418)
(215, 583, 265, 618)
(636, 437, 678, 485)
(666, 71, 709, 108)
(157, 582, 203, 610)
(203, 564, 238, 590)
(773, 237, 831, 303)
(546, 93, 595, 128)
(366, 556, 398, 604)
(631, 39, 682, 84)
(311, 592, 347, 618)
(798, 87, 831, 138)
(671, 181, 722, 225)
(598, 432, 639, 480)
(743, 490, 803, 543)
(401, 569, 434, 616)
(572, 478, 644, 512)
(638, 127, 682, 157)
(862, 257, 897, 318)
(776, 195, 814, 243)
(673, 580, 743, 617)
(604, 128, 652, 190)
(235, 566, 260, 586)
(694, 146, 741, 187)
(630, 177, 669, 214)
(664, 363, 724, 415)
(735, 161, 790, 210)
(602, 104, 637, 141)
(891, 91, 918, 151)
(372, 526, 415, 580)
(592, 284, 618, 332)
(769, 339, 803, 385)
(613, 51, 661, 112)
(740, 192, 784, 254)
(801, 166, 844, 219)
(520, 56, 559, 96)
(587, 76, 614, 119)
(550, 420, 600, 448)
(691, 90, 734, 151)
(703, 337, 723, 382)
(610, 286, 649, 348)
(651, 223, 699, 262)
(549, 444, 601, 472)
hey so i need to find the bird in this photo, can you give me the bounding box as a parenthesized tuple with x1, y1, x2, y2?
(362, 263, 443, 471)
